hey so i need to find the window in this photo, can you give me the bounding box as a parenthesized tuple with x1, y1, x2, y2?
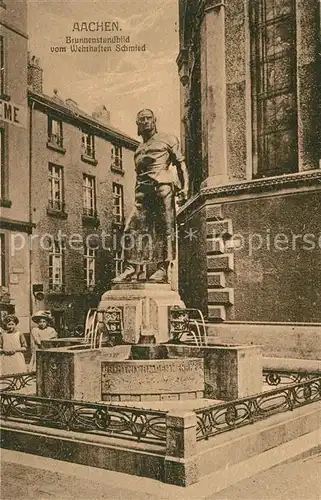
(48, 164, 64, 211)
(81, 131, 95, 159)
(114, 249, 123, 277)
(48, 117, 64, 148)
(0, 36, 5, 96)
(0, 128, 4, 199)
(0, 234, 5, 287)
(84, 245, 96, 288)
(112, 183, 123, 224)
(83, 174, 96, 216)
(250, 0, 298, 178)
(111, 145, 123, 170)
(48, 240, 64, 292)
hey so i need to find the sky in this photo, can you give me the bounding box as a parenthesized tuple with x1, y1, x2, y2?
(27, 0, 181, 138)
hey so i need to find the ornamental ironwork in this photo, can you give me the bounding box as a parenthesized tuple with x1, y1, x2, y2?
(0, 372, 36, 393)
(0, 392, 167, 445)
(169, 306, 207, 346)
(196, 376, 321, 441)
(263, 369, 320, 386)
(102, 307, 123, 335)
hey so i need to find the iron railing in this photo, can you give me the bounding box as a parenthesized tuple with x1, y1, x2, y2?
(195, 376, 321, 441)
(1, 372, 320, 445)
(0, 392, 167, 445)
(0, 372, 36, 393)
(263, 369, 320, 386)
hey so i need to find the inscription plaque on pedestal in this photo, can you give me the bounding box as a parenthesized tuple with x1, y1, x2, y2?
(101, 358, 204, 396)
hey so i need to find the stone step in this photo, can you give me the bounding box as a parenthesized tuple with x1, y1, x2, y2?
(197, 401, 321, 479)
(0, 421, 166, 481)
(196, 429, 321, 495)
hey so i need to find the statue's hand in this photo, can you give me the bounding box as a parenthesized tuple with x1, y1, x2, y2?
(176, 189, 188, 206)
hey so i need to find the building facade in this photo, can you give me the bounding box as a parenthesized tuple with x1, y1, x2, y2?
(28, 66, 138, 333)
(0, 0, 31, 332)
(177, 0, 321, 353)
(0, 0, 138, 336)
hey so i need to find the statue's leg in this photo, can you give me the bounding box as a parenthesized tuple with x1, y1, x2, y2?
(112, 185, 143, 283)
(137, 264, 147, 281)
(149, 183, 175, 283)
(113, 182, 153, 283)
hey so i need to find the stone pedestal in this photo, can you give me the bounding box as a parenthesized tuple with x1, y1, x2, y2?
(98, 283, 185, 344)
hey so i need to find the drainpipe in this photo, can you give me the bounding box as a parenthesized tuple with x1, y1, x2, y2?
(29, 99, 35, 330)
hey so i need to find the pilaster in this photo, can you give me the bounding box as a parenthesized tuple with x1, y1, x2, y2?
(200, 0, 229, 188)
(296, 0, 320, 171)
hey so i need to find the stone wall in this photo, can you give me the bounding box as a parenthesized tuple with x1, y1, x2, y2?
(177, 0, 321, 328)
(178, 188, 321, 324)
(0, 0, 31, 332)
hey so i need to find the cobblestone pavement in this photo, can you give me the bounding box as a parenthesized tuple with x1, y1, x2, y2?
(1, 449, 320, 500)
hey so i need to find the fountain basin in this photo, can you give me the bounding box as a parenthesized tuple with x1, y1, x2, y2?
(36, 342, 262, 403)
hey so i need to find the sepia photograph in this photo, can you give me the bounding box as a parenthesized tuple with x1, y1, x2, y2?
(0, 0, 320, 498)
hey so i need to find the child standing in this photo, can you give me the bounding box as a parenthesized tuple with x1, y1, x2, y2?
(29, 310, 57, 371)
(0, 315, 27, 375)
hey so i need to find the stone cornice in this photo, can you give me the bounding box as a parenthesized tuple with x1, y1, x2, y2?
(177, 170, 321, 220)
(202, 171, 321, 197)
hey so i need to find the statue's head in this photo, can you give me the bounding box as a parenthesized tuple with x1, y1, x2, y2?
(136, 109, 157, 136)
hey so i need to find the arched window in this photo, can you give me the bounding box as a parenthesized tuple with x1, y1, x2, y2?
(250, 0, 298, 178)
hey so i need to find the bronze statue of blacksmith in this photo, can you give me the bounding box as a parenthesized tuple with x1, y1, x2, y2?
(114, 109, 189, 284)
